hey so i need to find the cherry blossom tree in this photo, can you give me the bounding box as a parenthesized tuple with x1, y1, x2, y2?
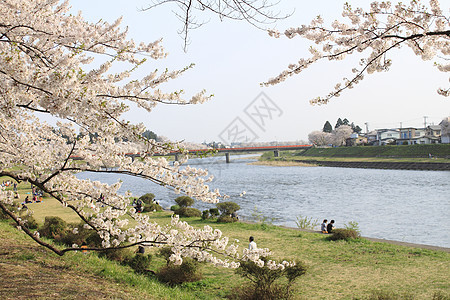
(0, 0, 291, 270)
(332, 125, 354, 146)
(264, 0, 450, 104)
(142, 0, 290, 50)
(308, 131, 332, 146)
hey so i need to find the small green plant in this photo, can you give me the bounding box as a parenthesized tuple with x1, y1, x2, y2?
(217, 201, 240, 216)
(231, 257, 307, 300)
(251, 206, 274, 229)
(209, 208, 219, 218)
(125, 253, 153, 274)
(295, 215, 319, 230)
(216, 201, 240, 223)
(344, 221, 360, 232)
(175, 207, 201, 217)
(99, 248, 133, 262)
(20, 214, 38, 230)
(39, 216, 68, 239)
(142, 202, 163, 212)
(174, 196, 195, 208)
(138, 193, 155, 204)
(156, 247, 202, 285)
(170, 204, 180, 211)
(201, 210, 210, 220)
(328, 228, 361, 241)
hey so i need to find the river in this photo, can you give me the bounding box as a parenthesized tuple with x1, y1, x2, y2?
(78, 154, 450, 248)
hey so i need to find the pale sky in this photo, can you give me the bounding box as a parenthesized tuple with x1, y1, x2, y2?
(71, 0, 449, 143)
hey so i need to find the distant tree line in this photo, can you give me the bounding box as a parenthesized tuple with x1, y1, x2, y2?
(323, 118, 362, 134)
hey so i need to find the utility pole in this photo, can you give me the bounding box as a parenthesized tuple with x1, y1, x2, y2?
(364, 122, 369, 135)
(423, 116, 428, 129)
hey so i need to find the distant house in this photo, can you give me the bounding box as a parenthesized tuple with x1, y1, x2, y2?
(397, 127, 428, 145)
(440, 117, 450, 144)
(346, 133, 367, 146)
(367, 131, 378, 145)
(378, 130, 400, 145)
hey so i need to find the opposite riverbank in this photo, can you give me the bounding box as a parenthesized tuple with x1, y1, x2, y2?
(258, 144, 450, 171)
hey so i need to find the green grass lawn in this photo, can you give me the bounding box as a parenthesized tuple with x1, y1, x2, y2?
(1, 176, 449, 299)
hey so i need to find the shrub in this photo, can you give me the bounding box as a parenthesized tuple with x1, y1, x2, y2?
(157, 258, 202, 285)
(231, 257, 307, 300)
(39, 216, 68, 239)
(216, 201, 240, 216)
(99, 248, 133, 262)
(125, 253, 153, 274)
(209, 208, 219, 217)
(170, 204, 180, 211)
(21, 215, 38, 230)
(174, 196, 195, 208)
(175, 207, 201, 218)
(295, 215, 319, 230)
(328, 228, 361, 241)
(217, 215, 238, 223)
(56, 223, 102, 248)
(201, 210, 210, 220)
(156, 247, 203, 285)
(142, 202, 163, 212)
(0, 203, 18, 220)
(138, 193, 155, 204)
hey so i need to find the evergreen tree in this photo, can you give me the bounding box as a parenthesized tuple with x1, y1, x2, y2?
(142, 130, 158, 140)
(322, 121, 333, 133)
(335, 118, 343, 129)
(342, 118, 350, 126)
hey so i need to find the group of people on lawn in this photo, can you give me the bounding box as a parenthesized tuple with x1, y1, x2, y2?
(320, 219, 335, 234)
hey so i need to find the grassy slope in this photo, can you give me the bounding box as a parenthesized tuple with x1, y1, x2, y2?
(260, 144, 450, 163)
(1, 176, 450, 299)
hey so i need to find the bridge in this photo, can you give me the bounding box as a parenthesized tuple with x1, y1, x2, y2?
(70, 144, 313, 163)
(172, 144, 313, 163)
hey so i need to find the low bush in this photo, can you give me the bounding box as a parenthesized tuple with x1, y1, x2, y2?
(99, 248, 133, 262)
(216, 201, 240, 216)
(230, 257, 307, 300)
(217, 215, 238, 223)
(328, 228, 361, 241)
(0, 203, 18, 220)
(201, 210, 210, 220)
(156, 247, 203, 285)
(157, 258, 202, 285)
(138, 193, 155, 204)
(174, 196, 195, 208)
(170, 205, 180, 211)
(142, 202, 163, 212)
(125, 253, 153, 274)
(56, 223, 102, 248)
(21, 214, 38, 230)
(209, 208, 219, 218)
(175, 207, 201, 218)
(39, 216, 68, 239)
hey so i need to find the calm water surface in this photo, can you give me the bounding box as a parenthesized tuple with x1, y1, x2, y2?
(78, 154, 450, 248)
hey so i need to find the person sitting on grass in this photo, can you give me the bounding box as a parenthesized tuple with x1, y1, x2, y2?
(248, 236, 257, 250)
(327, 220, 335, 233)
(321, 219, 328, 233)
(25, 196, 32, 204)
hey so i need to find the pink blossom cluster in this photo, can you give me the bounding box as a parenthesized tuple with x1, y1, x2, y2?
(264, 0, 449, 103)
(0, 0, 292, 270)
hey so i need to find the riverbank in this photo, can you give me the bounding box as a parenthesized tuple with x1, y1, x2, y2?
(258, 144, 450, 170)
(249, 160, 315, 167)
(1, 214, 449, 299)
